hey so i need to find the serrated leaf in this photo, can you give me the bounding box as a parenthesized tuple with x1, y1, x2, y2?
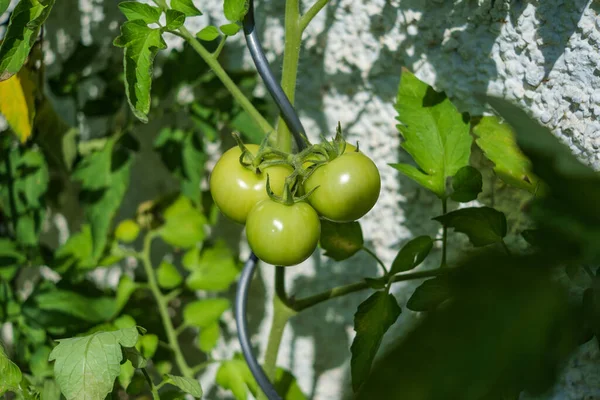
(390, 236, 433, 274)
(185, 242, 239, 291)
(407, 277, 453, 311)
(114, 20, 166, 122)
(319, 220, 363, 261)
(434, 207, 507, 247)
(165, 9, 186, 30)
(160, 196, 207, 248)
(473, 116, 538, 192)
(0, 0, 55, 81)
(196, 26, 220, 41)
(0, 343, 22, 395)
(171, 0, 202, 17)
(197, 322, 220, 352)
(183, 298, 230, 328)
(0, 71, 35, 142)
(350, 291, 401, 392)
(157, 260, 183, 289)
(49, 327, 139, 400)
(450, 166, 483, 202)
(223, 0, 248, 22)
(392, 69, 471, 197)
(118, 2, 162, 24)
(164, 375, 203, 398)
(220, 23, 240, 36)
(32, 289, 117, 323)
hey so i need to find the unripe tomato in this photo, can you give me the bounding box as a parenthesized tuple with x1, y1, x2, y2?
(210, 145, 292, 224)
(246, 200, 320, 266)
(115, 219, 140, 243)
(304, 152, 380, 222)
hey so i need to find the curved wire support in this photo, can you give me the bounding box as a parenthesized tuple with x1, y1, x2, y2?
(235, 1, 308, 399)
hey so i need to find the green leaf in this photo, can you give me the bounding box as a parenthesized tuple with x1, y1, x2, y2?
(138, 333, 159, 358)
(196, 26, 220, 41)
(32, 289, 117, 323)
(183, 298, 230, 328)
(72, 143, 112, 190)
(157, 260, 183, 289)
(154, 129, 206, 204)
(49, 327, 139, 400)
(273, 369, 307, 400)
(473, 116, 538, 192)
(118, 2, 162, 24)
(51, 225, 94, 272)
(165, 9, 186, 30)
(219, 23, 241, 36)
(0, 238, 26, 268)
(0, 0, 55, 81)
(29, 345, 53, 379)
(364, 277, 386, 290)
(216, 357, 258, 400)
(450, 166, 483, 203)
(114, 20, 167, 122)
(434, 207, 507, 247)
(407, 277, 453, 311)
(223, 0, 248, 22)
(0, 343, 22, 395)
(350, 291, 401, 392)
(123, 346, 147, 369)
(390, 236, 433, 274)
(185, 242, 239, 291)
(115, 275, 137, 316)
(160, 196, 207, 248)
(197, 322, 220, 352)
(171, 0, 202, 17)
(319, 220, 363, 261)
(392, 69, 471, 197)
(163, 375, 203, 398)
(0, 0, 10, 15)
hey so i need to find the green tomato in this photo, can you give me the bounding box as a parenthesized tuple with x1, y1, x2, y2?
(210, 144, 292, 224)
(304, 152, 381, 222)
(246, 200, 320, 266)
(115, 219, 140, 243)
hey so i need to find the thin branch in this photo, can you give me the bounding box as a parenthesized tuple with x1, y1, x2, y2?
(362, 246, 389, 275)
(299, 0, 330, 32)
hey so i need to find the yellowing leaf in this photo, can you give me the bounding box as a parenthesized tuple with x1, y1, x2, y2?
(0, 70, 35, 142)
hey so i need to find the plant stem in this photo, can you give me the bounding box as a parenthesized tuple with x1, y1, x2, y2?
(440, 197, 448, 268)
(142, 368, 160, 400)
(292, 268, 448, 311)
(362, 246, 388, 275)
(213, 35, 227, 59)
(176, 26, 275, 135)
(140, 233, 193, 378)
(276, 0, 302, 152)
(299, 0, 330, 32)
(191, 359, 221, 374)
(275, 267, 292, 307)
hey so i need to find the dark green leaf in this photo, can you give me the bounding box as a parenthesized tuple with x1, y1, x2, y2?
(171, 0, 202, 17)
(392, 69, 471, 197)
(159, 196, 207, 248)
(118, 2, 162, 24)
(319, 220, 363, 261)
(157, 260, 183, 289)
(196, 26, 220, 41)
(434, 207, 507, 247)
(220, 23, 241, 36)
(185, 242, 239, 291)
(197, 322, 220, 352)
(165, 9, 186, 30)
(49, 327, 139, 400)
(0, 343, 22, 395)
(123, 346, 147, 369)
(406, 277, 453, 311)
(114, 20, 167, 122)
(0, 0, 10, 15)
(164, 375, 203, 398)
(350, 291, 401, 392)
(0, 239, 26, 268)
(183, 298, 230, 328)
(223, 0, 248, 22)
(473, 116, 538, 192)
(364, 278, 386, 290)
(450, 166, 482, 203)
(0, 0, 55, 80)
(390, 236, 433, 274)
(32, 289, 117, 323)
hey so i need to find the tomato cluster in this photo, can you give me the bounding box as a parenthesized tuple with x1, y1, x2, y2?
(209, 133, 381, 266)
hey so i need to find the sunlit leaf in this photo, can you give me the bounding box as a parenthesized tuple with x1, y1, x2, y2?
(171, 0, 202, 17)
(391, 69, 471, 197)
(319, 220, 363, 261)
(390, 236, 433, 274)
(185, 242, 239, 291)
(450, 166, 482, 203)
(160, 196, 207, 248)
(220, 23, 241, 36)
(157, 260, 183, 289)
(0, 343, 22, 395)
(223, 0, 248, 22)
(197, 322, 220, 352)
(196, 26, 220, 41)
(434, 207, 507, 247)
(0, 71, 35, 142)
(163, 375, 203, 398)
(183, 298, 230, 328)
(165, 9, 186, 30)
(114, 20, 167, 122)
(215, 356, 258, 400)
(115, 275, 137, 316)
(32, 289, 116, 323)
(118, 2, 162, 24)
(49, 327, 139, 400)
(350, 291, 401, 392)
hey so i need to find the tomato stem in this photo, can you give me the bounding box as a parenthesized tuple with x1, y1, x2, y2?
(141, 368, 160, 400)
(299, 0, 331, 32)
(362, 246, 389, 275)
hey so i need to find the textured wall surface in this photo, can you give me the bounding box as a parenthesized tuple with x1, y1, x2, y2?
(2, 0, 599, 398)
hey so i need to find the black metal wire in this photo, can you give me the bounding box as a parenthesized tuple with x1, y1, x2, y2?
(235, 1, 308, 399)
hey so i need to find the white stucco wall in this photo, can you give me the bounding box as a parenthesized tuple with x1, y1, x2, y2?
(2, 0, 599, 398)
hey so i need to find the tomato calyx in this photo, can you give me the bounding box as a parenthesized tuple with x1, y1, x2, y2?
(264, 173, 318, 206)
